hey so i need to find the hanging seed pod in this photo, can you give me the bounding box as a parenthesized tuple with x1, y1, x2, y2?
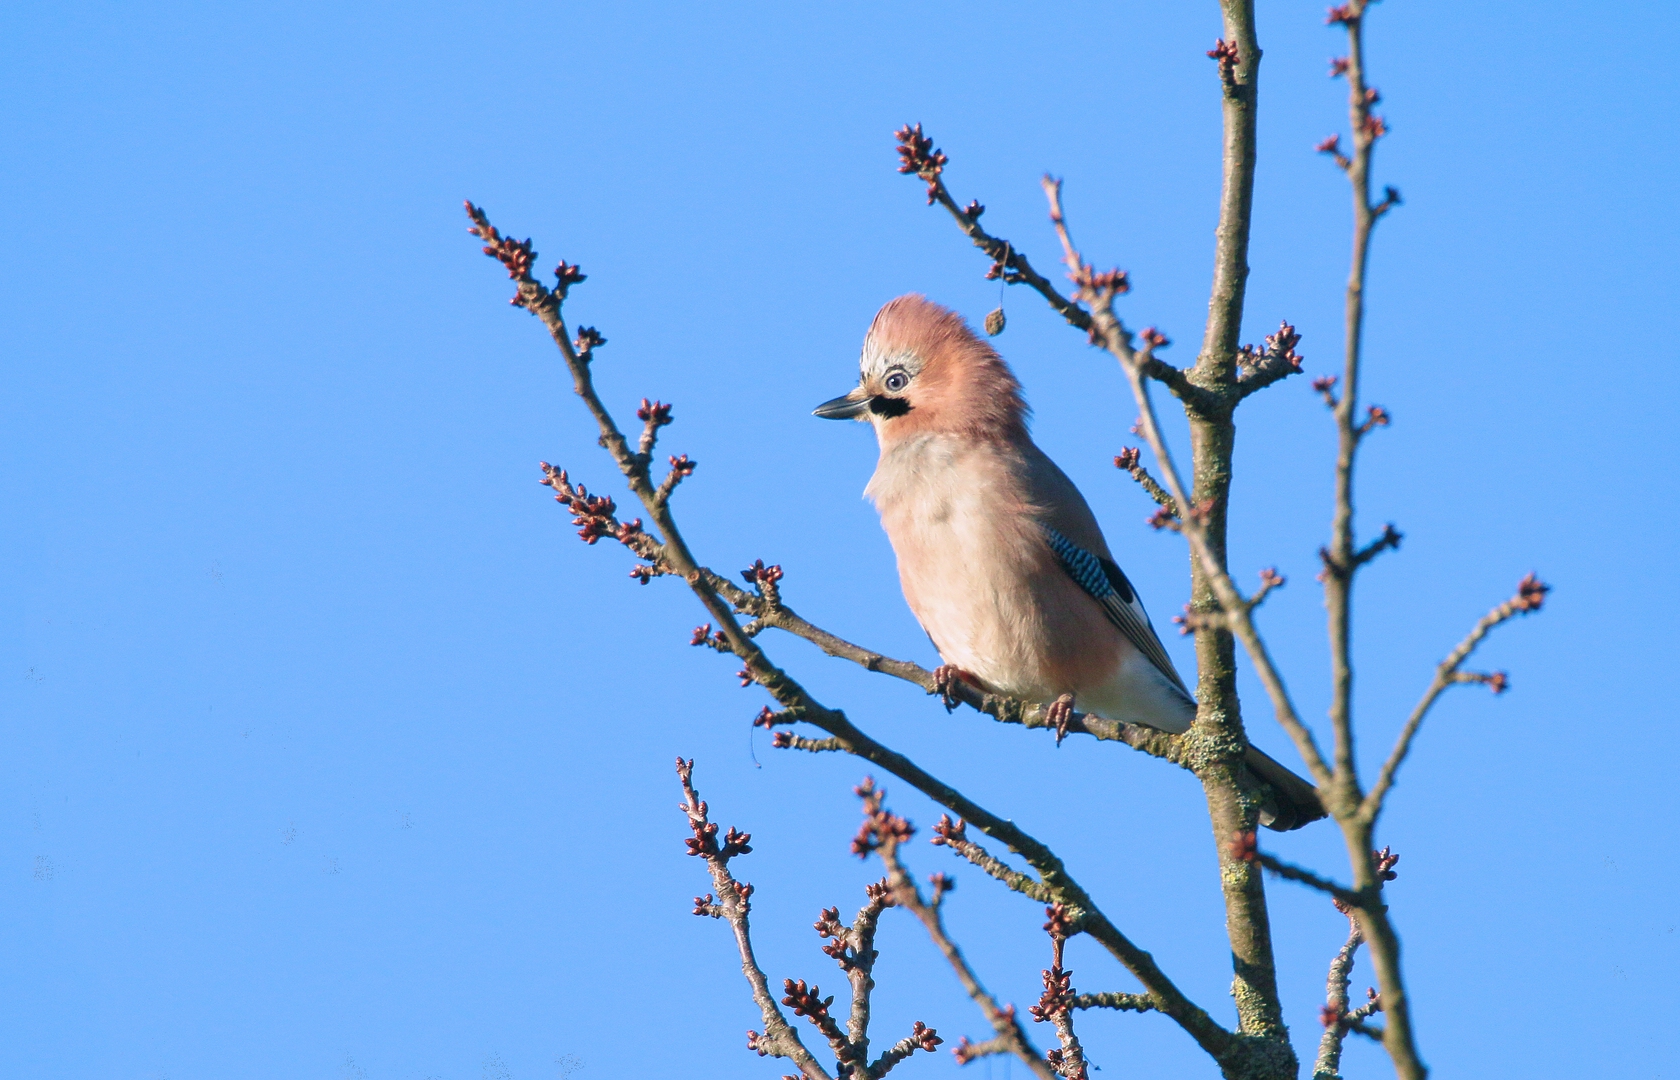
(984, 308, 1006, 336)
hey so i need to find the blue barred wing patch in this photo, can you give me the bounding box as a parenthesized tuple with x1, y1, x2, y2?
(1042, 525, 1191, 697)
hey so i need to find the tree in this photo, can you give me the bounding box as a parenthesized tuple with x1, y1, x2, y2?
(463, 3, 1544, 1078)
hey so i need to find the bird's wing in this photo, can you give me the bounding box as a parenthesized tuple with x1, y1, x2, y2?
(1041, 525, 1193, 698)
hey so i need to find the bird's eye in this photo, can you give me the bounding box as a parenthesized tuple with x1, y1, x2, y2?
(884, 371, 909, 393)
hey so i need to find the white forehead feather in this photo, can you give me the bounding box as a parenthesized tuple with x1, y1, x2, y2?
(859, 335, 921, 383)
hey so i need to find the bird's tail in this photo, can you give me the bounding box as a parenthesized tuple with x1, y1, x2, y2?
(1246, 745, 1327, 832)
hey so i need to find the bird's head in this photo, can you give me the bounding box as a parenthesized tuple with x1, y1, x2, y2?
(813, 294, 1027, 446)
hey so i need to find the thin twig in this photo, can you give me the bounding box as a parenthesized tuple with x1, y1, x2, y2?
(1312, 917, 1366, 1080)
(1362, 574, 1549, 821)
(930, 814, 1055, 904)
(870, 819, 1053, 1078)
(894, 123, 1088, 332)
(676, 759, 834, 1080)
(1070, 992, 1156, 1013)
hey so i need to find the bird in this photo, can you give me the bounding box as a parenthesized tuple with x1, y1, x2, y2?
(813, 294, 1323, 831)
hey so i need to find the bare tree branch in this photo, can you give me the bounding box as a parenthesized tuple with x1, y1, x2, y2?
(1070, 992, 1156, 1013)
(894, 123, 1088, 334)
(1030, 903, 1094, 1079)
(814, 883, 897, 1065)
(858, 785, 1055, 1080)
(1114, 446, 1178, 515)
(1362, 574, 1550, 821)
(930, 814, 1054, 904)
(676, 759, 834, 1080)
(707, 568, 1189, 765)
(1312, 915, 1367, 1080)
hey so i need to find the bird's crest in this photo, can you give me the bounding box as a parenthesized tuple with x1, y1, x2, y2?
(863, 295, 1028, 442)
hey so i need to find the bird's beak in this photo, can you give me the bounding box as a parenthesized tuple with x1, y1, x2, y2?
(812, 387, 871, 420)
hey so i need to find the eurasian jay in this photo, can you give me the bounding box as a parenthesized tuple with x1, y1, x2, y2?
(815, 294, 1323, 831)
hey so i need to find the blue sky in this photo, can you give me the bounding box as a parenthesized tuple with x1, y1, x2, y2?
(2, 2, 1675, 1078)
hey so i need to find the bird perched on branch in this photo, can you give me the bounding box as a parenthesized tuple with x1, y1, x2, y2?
(814, 295, 1323, 831)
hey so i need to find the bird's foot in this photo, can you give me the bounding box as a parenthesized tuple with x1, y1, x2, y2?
(931, 665, 978, 712)
(1046, 694, 1077, 745)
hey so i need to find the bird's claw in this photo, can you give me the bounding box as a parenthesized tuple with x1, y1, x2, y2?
(1046, 694, 1076, 745)
(931, 665, 977, 712)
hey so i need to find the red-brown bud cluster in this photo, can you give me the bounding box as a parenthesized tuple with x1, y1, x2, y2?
(1363, 404, 1391, 430)
(1266, 321, 1304, 369)
(1139, 326, 1170, 349)
(542, 467, 624, 546)
(1147, 506, 1177, 531)
(781, 979, 838, 1024)
(572, 326, 605, 360)
(693, 893, 721, 918)
(1481, 671, 1511, 695)
(851, 777, 915, 858)
(1113, 447, 1141, 471)
(636, 398, 673, 428)
(910, 1020, 942, 1053)
(746, 1029, 768, 1057)
(930, 813, 969, 847)
(1326, 4, 1358, 25)
(1372, 845, 1399, 883)
(1329, 56, 1351, 77)
(684, 814, 720, 858)
(814, 904, 846, 940)
(736, 667, 754, 687)
(552, 260, 586, 299)
(466, 202, 536, 281)
(1320, 1004, 1341, 1029)
(1069, 261, 1130, 297)
(741, 560, 784, 586)
(679, 778, 752, 867)
(1031, 965, 1075, 1022)
(963, 199, 985, 219)
(1311, 375, 1340, 407)
(928, 872, 956, 899)
(667, 453, 696, 478)
(894, 122, 949, 204)
(487, 234, 535, 279)
(953, 1037, 987, 1065)
(1229, 830, 1259, 864)
(1360, 114, 1388, 140)
(689, 623, 730, 650)
(770, 730, 796, 748)
(1043, 902, 1076, 939)
(1515, 573, 1551, 613)
(1207, 38, 1241, 80)
(753, 706, 779, 729)
(1316, 134, 1343, 156)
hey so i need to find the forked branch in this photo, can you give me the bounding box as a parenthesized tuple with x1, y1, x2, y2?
(677, 759, 832, 1080)
(1363, 574, 1550, 821)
